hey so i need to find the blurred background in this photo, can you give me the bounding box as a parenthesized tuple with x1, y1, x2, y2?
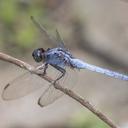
(0, 0, 128, 128)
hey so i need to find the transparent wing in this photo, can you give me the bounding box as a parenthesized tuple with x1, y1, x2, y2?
(31, 16, 66, 49)
(38, 84, 62, 107)
(2, 72, 47, 100)
(38, 67, 78, 107)
(31, 16, 57, 45)
(55, 29, 66, 49)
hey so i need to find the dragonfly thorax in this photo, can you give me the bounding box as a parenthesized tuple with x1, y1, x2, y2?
(44, 47, 73, 68)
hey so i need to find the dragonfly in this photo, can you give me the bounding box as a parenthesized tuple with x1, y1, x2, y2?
(2, 16, 128, 107)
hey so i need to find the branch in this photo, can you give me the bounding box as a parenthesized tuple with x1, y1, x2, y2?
(0, 52, 119, 128)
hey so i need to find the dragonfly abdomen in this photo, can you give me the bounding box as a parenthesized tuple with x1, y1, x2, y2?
(70, 58, 128, 81)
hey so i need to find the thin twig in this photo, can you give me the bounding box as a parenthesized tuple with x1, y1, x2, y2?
(0, 52, 119, 128)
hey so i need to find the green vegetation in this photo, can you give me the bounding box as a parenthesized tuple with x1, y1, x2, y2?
(69, 110, 109, 128)
(0, 0, 48, 54)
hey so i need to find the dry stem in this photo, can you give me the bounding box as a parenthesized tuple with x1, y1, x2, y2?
(0, 52, 119, 128)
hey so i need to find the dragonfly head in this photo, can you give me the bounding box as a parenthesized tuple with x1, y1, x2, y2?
(32, 48, 45, 62)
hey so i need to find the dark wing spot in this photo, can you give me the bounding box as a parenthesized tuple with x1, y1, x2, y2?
(38, 97, 44, 107)
(4, 83, 10, 90)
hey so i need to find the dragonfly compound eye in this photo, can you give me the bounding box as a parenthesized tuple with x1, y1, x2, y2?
(32, 48, 45, 62)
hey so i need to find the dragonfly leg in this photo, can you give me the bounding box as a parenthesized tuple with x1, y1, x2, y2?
(34, 63, 48, 75)
(52, 65, 66, 84)
(43, 63, 48, 75)
(36, 63, 46, 70)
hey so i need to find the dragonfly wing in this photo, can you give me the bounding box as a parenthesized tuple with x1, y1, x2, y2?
(31, 16, 67, 49)
(31, 16, 57, 45)
(38, 67, 78, 107)
(38, 84, 63, 107)
(55, 29, 66, 49)
(2, 72, 47, 100)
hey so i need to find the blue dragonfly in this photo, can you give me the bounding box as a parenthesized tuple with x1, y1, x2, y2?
(2, 16, 128, 107)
